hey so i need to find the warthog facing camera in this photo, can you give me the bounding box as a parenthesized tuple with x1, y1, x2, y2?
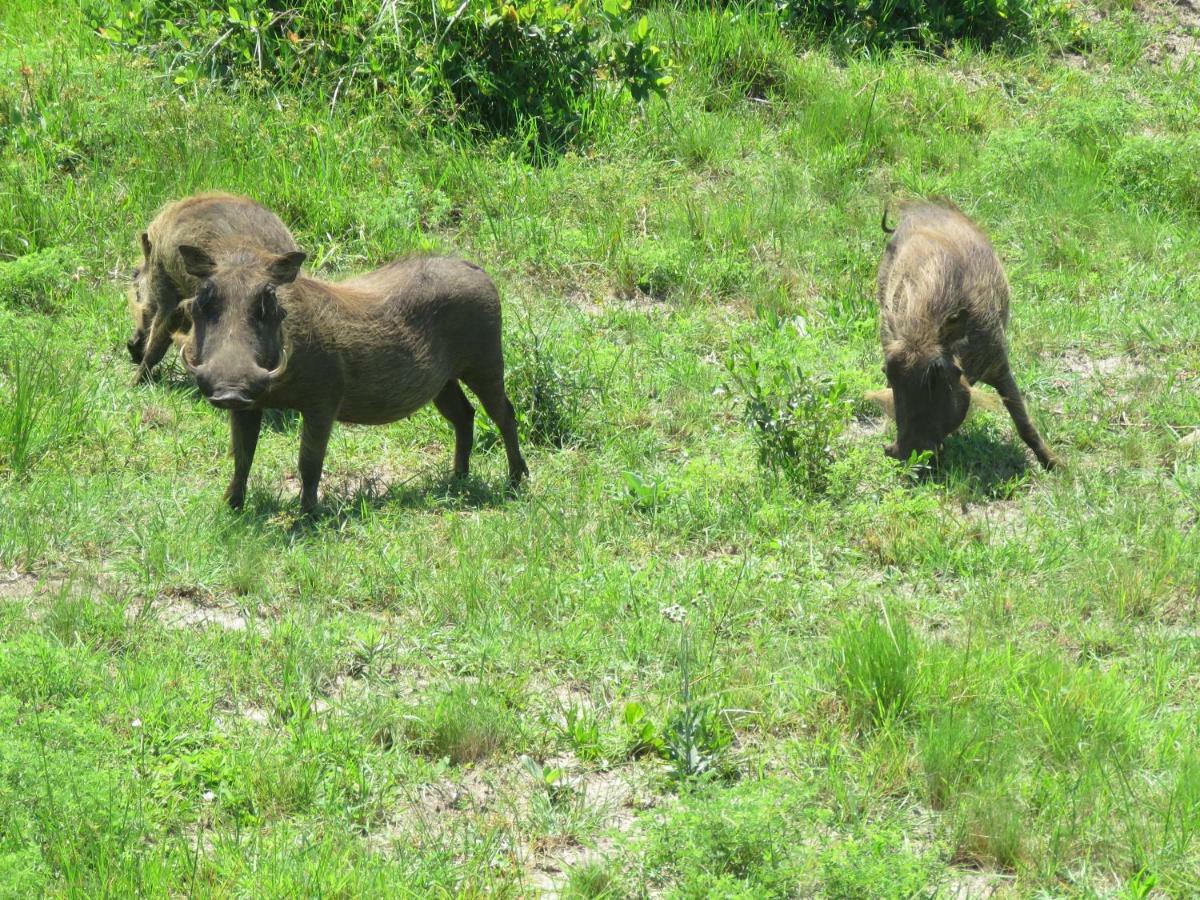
(871, 201, 1055, 470)
(175, 239, 528, 511)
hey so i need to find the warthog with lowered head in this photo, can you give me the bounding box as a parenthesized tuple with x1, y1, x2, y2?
(174, 239, 528, 511)
(128, 193, 298, 383)
(871, 201, 1055, 469)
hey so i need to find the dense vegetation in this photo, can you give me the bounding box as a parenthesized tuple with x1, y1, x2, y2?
(2, 0, 1199, 895)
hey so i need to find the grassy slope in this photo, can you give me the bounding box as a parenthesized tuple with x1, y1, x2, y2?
(1, 2, 1199, 896)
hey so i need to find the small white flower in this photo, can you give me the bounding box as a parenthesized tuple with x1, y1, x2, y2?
(131, 718, 142, 729)
(202, 791, 216, 803)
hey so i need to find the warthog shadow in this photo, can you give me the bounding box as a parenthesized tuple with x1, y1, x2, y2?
(239, 467, 512, 533)
(928, 423, 1032, 501)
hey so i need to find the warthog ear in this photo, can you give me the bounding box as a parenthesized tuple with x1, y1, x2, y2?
(864, 389, 896, 420)
(178, 245, 216, 278)
(939, 308, 969, 345)
(267, 251, 306, 285)
(140, 232, 152, 260)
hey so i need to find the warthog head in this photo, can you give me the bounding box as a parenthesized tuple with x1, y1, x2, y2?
(177, 244, 306, 410)
(881, 308, 972, 464)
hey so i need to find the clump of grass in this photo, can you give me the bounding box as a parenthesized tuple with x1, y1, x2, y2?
(832, 607, 920, 729)
(1110, 133, 1200, 219)
(402, 683, 520, 765)
(0, 247, 80, 312)
(0, 334, 91, 476)
(563, 860, 620, 899)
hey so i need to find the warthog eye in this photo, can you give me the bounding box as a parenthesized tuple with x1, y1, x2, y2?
(193, 287, 217, 319)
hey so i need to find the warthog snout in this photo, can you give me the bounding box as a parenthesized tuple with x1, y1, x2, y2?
(184, 351, 276, 411)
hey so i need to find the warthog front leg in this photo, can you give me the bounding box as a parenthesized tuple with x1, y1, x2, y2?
(298, 411, 335, 514)
(133, 306, 178, 384)
(226, 409, 264, 509)
(988, 368, 1056, 470)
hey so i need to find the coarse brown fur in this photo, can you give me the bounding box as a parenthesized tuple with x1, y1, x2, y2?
(872, 200, 1055, 469)
(176, 242, 528, 512)
(127, 193, 298, 383)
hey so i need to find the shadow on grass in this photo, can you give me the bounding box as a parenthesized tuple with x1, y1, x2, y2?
(932, 425, 1032, 502)
(237, 469, 514, 536)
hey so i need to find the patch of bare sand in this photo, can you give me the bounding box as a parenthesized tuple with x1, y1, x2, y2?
(367, 754, 652, 895)
(127, 585, 255, 631)
(1063, 1, 1199, 67)
(960, 499, 1027, 539)
(0, 569, 44, 602)
(1139, 0, 1200, 65)
(527, 762, 643, 897)
(940, 869, 1016, 898)
(1056, 350, 1147, 382)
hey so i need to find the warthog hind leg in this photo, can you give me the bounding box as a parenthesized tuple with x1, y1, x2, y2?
(433, 380, 476, 477)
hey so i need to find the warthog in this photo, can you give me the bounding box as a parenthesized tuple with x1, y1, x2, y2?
(128, 193, 298, 383)
(871, 201, 1056, 469)
(175, 241, 528, 511)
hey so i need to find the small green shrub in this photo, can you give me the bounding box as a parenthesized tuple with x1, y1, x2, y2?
(664, 701, 733, 780)
(639, 779, 814, 896)
(621, 701, 664, 759)
(504, 328, 590, 449)
(86, 0, 672, 148)
(726, 351, 852, 496)
(559, 705, 605, 761)
(0, 247, 80, 312)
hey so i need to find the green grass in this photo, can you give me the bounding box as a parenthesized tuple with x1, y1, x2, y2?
(2, 1, 1200, 895)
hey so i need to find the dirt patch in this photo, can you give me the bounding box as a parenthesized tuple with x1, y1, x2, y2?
(282, 464, 407, 504)
(1139, 0, 1200, 65)
(960, 499, 1027, 539)
(128, 586, 255, 631)
(941, 869, 1016, 898)
(0, 569, 43, 602)
(1056, 350, 1146, 381)
(1064, 1, 1200, 67)
(213, 701, 272, 730)
(845, 414, 888, 441)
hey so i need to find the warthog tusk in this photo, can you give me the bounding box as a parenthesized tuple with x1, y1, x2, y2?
(267, 348, 288, 381)
(180, 344, 200, 374)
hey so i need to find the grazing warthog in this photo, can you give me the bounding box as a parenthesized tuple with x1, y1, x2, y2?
(175, 243, 528, 512)
(871, 201, 1056, 469)
(128, 193, 298, 383)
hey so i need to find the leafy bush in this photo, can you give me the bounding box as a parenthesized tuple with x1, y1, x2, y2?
(776, 0, 1084, 51)
(726, 350, 852, 496)
(86, 0, 672, 147)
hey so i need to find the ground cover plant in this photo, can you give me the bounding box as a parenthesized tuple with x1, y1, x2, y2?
(2, 0, 1199, 895)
